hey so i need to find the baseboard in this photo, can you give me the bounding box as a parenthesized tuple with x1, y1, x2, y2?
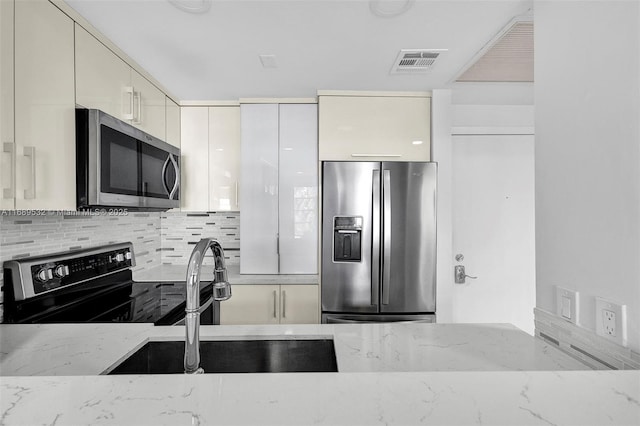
(534, 308, 640, 370)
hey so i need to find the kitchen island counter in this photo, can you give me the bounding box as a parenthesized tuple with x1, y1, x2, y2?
(1, 322, 638, 425)
(134, 264, 318, 285)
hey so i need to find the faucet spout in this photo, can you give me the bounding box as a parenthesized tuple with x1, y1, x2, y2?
(184, 238, 231, 374)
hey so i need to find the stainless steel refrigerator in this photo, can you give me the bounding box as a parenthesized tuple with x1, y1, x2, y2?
(321, 161, 437, 323)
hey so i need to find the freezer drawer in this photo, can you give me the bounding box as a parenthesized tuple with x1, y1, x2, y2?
(322, 313, 436, 324)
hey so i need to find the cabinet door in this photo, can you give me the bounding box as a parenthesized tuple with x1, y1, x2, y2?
(15, 0, 75, 210)
(131, 70, 166, 141)
(219, 284, 280, 325)
(278, 104, 318, 274)
(180, 107, 209, 211)
(209, 106, 240, 211)
(165, 96, 180, 148)
(0, 0, 14, 209)
(318, 95, 431, 161)
(75, 24, 132, 120)
(240, 104, 279, 274)
(280, 285, 319, 324)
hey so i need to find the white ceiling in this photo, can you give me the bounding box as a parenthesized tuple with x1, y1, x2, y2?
(65, 0, 533, 101)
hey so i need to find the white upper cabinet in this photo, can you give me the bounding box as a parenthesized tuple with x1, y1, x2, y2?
(0, 0, 14, 210)
(131, 69, 166, 141)
(75, 24, 131, 121)
(209, 106, 240, 211)
(180, 107, 209, 212)
(319, 93, 431, 161)
(14, 0, 75, 210)
(165, 96, 180, 149)
(240, 103, 318, 274)
(75, 24, 167, 141)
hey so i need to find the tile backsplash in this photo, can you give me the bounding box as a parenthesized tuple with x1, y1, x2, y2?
(160, 211, 240, 266)
(0, 210, 241, 322)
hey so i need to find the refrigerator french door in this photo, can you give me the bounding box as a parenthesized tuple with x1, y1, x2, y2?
(321, 161, 437, 323)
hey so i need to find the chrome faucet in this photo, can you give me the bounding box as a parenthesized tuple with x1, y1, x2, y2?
(184, 238, 232, 374)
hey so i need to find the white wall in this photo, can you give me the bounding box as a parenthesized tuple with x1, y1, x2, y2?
(535, 0, 640, 352)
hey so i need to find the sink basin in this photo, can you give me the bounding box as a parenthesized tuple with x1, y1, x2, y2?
(106, 339, 338, 374)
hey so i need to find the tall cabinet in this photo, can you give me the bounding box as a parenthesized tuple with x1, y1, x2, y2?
(240, 103, 318, 274)
(7, 0, 76, 210)
(0, 0, 14, 210)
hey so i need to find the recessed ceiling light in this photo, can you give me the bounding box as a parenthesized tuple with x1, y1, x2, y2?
(412, 140, 423, 145)
(259, 55, 278, 69)
(283, 147, 293, 151)
(168, 0, 211, 14)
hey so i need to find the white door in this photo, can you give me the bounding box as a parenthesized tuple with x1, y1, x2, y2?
(451, 134, 535, 334)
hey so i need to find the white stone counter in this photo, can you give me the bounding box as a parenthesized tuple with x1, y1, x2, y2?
(134, 264, 318, 285)
(1, 322, 639, 425)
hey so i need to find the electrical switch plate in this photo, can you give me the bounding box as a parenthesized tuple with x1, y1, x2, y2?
(556, 286, 579, 324)
(595, 297, 627, 347)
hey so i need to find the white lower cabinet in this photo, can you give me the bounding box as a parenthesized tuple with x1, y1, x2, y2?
(220, 284, 319, 325)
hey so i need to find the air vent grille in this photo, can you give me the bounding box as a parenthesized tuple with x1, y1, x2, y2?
(391, 49, 447, 74)
(456, 20, 533, 82)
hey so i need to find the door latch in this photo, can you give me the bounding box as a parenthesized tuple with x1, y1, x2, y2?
(454, 265, 477, 284)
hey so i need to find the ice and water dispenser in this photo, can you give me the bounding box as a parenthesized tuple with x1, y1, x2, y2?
(333, 216, 363, 262)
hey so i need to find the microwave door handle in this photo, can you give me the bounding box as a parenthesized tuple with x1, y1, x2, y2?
(168, 154, 180, 200)
(161, 154, 171, 196)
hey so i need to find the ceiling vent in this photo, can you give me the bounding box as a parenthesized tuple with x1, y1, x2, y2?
(390, 49, 448, 74)
(455, 16, 533, 83)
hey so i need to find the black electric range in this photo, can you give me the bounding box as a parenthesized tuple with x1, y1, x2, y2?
(2, 242, 216, 325)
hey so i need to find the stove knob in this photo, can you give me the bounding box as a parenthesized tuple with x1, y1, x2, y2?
(36, 268, 53, 282)
(115, 253, 125, 262)
(54, 265, 70, 278)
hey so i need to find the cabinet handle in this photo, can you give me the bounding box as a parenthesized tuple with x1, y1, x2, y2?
(133, 91, 142, 124)
(2, 142, 14, 199)
(272, 290, 277, 318)
(23, 146, 36, 199)
(351, 154, 402, 158)
(123, 86, 134, 120)
(282, 290, 286, 319)
(235, 181, 239, 209)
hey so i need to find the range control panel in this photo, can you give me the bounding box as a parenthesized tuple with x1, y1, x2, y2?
(4, 242, 136, 300)
(29, 248, 133, 296)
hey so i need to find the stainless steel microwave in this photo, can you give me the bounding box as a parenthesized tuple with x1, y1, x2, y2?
(76, 109, 180, 211)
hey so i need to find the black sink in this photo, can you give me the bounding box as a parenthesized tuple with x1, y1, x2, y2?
(107, 339, 338, 374)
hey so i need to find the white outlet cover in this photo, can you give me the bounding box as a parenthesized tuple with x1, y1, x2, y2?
(595, 297, 628, 347)
(556, 286, 579, 324)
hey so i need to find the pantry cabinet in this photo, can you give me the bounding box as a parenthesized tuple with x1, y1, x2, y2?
(75, 24, 166, 141)
(12, 0, 76, 210)
(220, 284, 319, 325)
(318, 92, 431, 161)
(240, 103, 318, 274)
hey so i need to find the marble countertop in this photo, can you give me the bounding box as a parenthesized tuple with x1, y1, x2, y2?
(134, 264, 318, 285)
(1, 322, 639, 425)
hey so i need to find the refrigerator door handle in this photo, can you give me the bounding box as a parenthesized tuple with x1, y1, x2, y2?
(382, 169, 391, 305)
(371, 169, 381, 307)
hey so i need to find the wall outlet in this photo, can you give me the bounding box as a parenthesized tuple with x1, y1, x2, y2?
(595, 297, 627, 347)
(556, 286, 579, 324)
